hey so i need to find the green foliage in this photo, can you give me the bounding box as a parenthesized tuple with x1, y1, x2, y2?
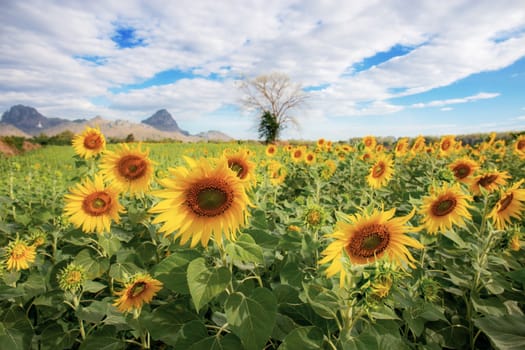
(0, 136, 524, 349)
(258, 110, 281, 143)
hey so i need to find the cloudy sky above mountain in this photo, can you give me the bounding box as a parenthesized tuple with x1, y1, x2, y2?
(1, 0, 525, 140)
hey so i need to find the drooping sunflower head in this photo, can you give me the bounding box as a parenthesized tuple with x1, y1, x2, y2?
(5, 237, 37, 271)
(471, 170, 511, 195)
(267, 160, 287, 185)
(362, 135, 376, 149)
(395, 138, 410, 157)
(411, 135, 427, 153)
(113, 273, 163, 313)
(419, 182, 473, 234)
(320, 159, 337, 180)
(488, 179, 525, 230)
(150, 157, 251, 248)
(99, 143, 155, 197)
(72, 126, 106, 159)
(513, 135, 525, 158)
(58, 263, 86, 293)
(63, 174, 125, 234)
(448, 157, 479, 184)
(319, 208, 423, 286)
(265, 144, 277, 157)
(367, 154, 394, 189)
(222, 148, 257, 189)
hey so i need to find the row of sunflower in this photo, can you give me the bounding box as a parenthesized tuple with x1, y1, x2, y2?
(0, 127, 524, 349)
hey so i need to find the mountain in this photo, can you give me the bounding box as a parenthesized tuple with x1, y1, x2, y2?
(141, 109, 190, 135)
(0, 105, 232, 141)
(43, 116, 199, 142)
(1, 105, 71, 135)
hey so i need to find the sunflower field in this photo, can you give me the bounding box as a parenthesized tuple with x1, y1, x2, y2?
(0, 129, 524, 350)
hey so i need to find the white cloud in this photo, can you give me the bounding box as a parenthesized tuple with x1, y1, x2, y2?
(411, 92, 500, 108)
(0, 0, 525, 138)
(441, 107, 453, 111)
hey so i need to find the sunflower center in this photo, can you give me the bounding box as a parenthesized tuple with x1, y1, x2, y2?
(345, 224, 390, 259)
(67, 271, 83, 284)
(498, 193, 514, 212)
(118, 155, 147, 180)
(441, 140, 451, 151)
(83, 192, 112, 216)
(372, 162, 386, 178)
(12, 244, 26, 259)
(186, 179, 234, 217)
(228, 160, 246, 179)
(128, 281, 147, 298)
(431, 198, 457, 216)
(83, 133, 103, 150)
(518, 140, 525, 151)
(453, 165, 470, 179)
(293, 150, 302, 158)
(478, 174, 498, 187)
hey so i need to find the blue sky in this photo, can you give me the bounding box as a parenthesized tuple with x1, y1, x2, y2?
(1, 1, 524, 140)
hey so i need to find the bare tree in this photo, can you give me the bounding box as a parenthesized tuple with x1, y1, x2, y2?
(239, 72, 308, 143)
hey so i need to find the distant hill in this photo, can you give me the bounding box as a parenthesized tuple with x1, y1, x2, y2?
(195, 130, 233, 142)
(142, 109, 190, 135)
(1, 105, 71, 134)
(0, 122, 31, 137)
(0, 105, 232, 141)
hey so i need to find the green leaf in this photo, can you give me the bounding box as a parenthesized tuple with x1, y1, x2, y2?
(474, 314, 525, 350)
(189, 334, 244, 350)
(0, 307, 33, 350)
(225, 233, 264, 266)
(225, 287, 277, 350)
(40, 323, 79, 350)
(98, 234, 121, 257)
(78, 327, 124, 350)
(278, 326, 324, 350)
(108, 262, 141, 282)
(173, 320, 209, 349)
(76, 300, 108, 323)
(0, 285, 25, 300)
(272, 313, 299, 341)
(83, 280, 107, 293)
(152, 249, 200, 294)
(140, 303, 198, 346)
(74, 249, 109, 279)
(471, 295, 506, 317)
(187, 257, 231, 311)
(301, 283, 340, 319)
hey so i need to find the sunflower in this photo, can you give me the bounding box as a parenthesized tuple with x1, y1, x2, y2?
(63, 175, 125, 234)
(362, 135, 376, 150)
(265, 144, 277, 157)
(419, 182, 473, 234)
(510, 234, 521, 251)
(488, 180, 525, 230)
(411, 135, 426, 153)
(513, 135, 525, 158)
(99, 143, 155, 197)
(448, 157, 479, 184)
(304, 151, 316, 165)
(471, 170, 510, 195)
(58, 263, 86, 293)
(5, 237, 36, 271)
(268, 160, 287, 185)
(316, 138, 326, 149)
(222, 148, 257, 189)
(320, 159, 337, 180)
(439, 135, 456, 156)
(319, 208, 423, 286)
(114, 273, 163, 312)
(149, 157, 251, 248)
(72, 126, 106, 159)
(367, 154, 394, 189)
(394, 138, 410, 157)
(291, 147, 304, 162)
